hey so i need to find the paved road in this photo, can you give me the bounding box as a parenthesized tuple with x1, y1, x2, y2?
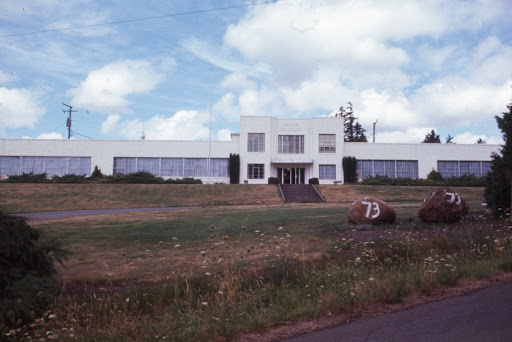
(281, 282, 512, 342)
(16, 206, 201, 221)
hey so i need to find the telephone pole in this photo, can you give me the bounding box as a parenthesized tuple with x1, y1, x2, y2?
(62, 103, 77, 139)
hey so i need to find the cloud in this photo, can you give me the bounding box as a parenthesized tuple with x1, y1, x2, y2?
(0, 87, 46, 134)
(68, 58, 175, 114)
(101, 110, 210, 140)
(453, 132, 502, 145)
(22, 132, 64, 139)
(217, 129, 233, 141)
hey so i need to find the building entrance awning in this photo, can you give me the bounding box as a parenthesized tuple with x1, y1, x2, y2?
(271, 159, 313, 164)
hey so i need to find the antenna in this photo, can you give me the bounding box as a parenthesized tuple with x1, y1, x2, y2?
(62, 103, 77, 139)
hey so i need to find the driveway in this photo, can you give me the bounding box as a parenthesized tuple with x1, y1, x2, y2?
(281, 281, 512, 342)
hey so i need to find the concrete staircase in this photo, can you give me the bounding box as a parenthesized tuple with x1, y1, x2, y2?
(278, 184, 325, 203)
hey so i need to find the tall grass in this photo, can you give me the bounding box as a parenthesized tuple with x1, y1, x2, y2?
(8, 217, 512, 341)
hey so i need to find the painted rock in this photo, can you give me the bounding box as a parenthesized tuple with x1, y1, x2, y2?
(348, 196, 396, 225)
(418, 187, 469, 222)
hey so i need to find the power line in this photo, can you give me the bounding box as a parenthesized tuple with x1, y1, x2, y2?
(0, 0, 285, 38)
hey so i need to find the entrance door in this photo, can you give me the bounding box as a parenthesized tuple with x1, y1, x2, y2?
(277, 167, 305, 184)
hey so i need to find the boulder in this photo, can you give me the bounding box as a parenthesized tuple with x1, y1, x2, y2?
(418, 187, 469, 222)
(348, 196, 396, 225)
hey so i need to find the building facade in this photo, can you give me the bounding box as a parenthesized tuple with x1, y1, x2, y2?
(0, 116, 499, 184)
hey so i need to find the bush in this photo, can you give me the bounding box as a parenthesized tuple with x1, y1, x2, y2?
(360, 174, 485, 187)
(4, 172, 48, 183)
(308, 177, 319, 185)
(0, 212, 68, 328)
(268, 177, 280, 184)
(229, 154, 240, 184)
(90, 165, 104, 180)
(342, 156, 357, 183)
(427, 170, 443, 182)
(103, 172, 165, 184)
(165, 177, 202, 184)
(52, 174, 89, 183)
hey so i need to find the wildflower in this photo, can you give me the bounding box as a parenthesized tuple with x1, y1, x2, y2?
(278, 227, 283, 230)
(174, 244, 181, 248)
(222, 235, 230, 240)
(205, 272, 211, 276)
(255, 230, 260, 233)
(126, 298, 130, 303)
(172, 237, 178, 240)
(201, 302, 208, 306)
(369, 277, 374, 282)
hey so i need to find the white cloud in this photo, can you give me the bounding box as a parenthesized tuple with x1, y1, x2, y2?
(221, 73, 258, 91)
(453, 132, 502, 145)
(0, 87, 45, 133)
(217, 129, 233, 141)
(68, 58, 175, 114)
(374, 127, 436, 144)
(101, 110, 210, 140)
(22, 132, 64, 139)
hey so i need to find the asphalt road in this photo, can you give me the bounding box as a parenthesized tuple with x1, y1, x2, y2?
(16, 206, 201, 221)
(281, 282, 512, 342)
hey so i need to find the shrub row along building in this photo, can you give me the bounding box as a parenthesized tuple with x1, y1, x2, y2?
(0, 116, 499, 184)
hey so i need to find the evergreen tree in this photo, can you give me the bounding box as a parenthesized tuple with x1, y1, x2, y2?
(422, 129, 441, 143)
(476, 138, 487, 144)
(485, 102, 512, 216)
(334, 102, 367, 142)
(445, 135, 454, 144)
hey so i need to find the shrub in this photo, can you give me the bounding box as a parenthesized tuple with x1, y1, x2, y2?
(0, 212, 68, 328)
(342, 156, 358, 183)
(360, 174, 485, 187)
(90, 165, 104, 180)
(103, 172, 165, 184)
(268, 177, 280, 184)
(229, 154, 240, 184)
(165, 177, 202, 184)
(4, 172, 48, 183)
(52, 174, 89, 183)
(427, 170, 443, 182)
(308, 177, 319, 185)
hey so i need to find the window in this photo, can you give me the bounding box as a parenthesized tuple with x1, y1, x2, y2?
(184, 158, 208, 177)
(137, 158, 160, 175)
(114, 157, 136, 174)
(0, 156, 91, 177)
(319, 134, 336, 153)
(319, 165, 336, 180)
(278, 135, 304, 154)
(357, 160, 419, 179)
(210, 158, 229, 177)
(248, 133, 265, 152)
(438, 161, 491, 178)
(161, 158, 184, 177)
(248, 164, 264, 179)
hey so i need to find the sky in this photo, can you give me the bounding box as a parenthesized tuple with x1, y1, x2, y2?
(0, 0, 511, 144)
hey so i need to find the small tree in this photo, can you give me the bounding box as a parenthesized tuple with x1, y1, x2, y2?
(90, 165, 104, 179)
(476, 138, 487, 144)
(422, 129, 441, 143)
(485, 102, 512, 216)
(229, 154, 240, 184)
(342, 156, 358, 183)
(445, 135, 454, 144)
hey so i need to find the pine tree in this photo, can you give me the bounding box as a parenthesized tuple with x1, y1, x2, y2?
(485, 102, 512, 216)
(335, 102, 367, 142)
(422, 129, 441, 143)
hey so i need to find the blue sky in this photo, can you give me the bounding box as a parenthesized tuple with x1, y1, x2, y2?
(0, 0, 511, 143)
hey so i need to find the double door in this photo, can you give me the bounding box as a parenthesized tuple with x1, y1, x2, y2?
(278, 167, 305, 184)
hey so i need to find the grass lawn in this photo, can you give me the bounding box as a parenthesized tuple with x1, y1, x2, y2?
(3, 184, 510, 342)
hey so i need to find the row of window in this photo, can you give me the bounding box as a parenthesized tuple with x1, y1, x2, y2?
(357, 160, 419, 179)
(248, 133, 336, 154)
(0, 156, 91, 177)
(247, 164, 337, 180)
(437, 161, 491, 178)
(113, 157, 229, 178)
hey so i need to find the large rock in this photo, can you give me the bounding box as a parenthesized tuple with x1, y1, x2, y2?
(348, 196, 396, 225)
(419, 187, 469, 222)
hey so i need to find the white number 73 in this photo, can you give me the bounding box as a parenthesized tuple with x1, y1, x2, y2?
(361, 201, 380, 219)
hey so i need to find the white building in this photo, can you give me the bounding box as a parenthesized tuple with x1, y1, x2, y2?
(0, 116, 499, 184)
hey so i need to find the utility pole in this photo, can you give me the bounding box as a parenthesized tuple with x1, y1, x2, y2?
(62, 103, 77, 139)
(372, 120, 378, 143)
